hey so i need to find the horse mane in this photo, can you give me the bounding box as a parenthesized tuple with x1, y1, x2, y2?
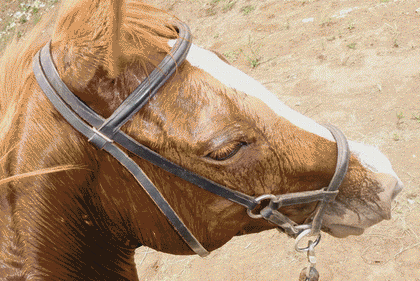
(0, 0, 180, 184)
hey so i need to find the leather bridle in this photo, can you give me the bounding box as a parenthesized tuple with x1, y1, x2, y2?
(32, 21, 350, 258)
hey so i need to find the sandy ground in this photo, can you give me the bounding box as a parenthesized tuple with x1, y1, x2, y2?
(134, 1, 420, 280)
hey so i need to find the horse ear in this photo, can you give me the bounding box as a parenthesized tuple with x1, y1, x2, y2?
(51, 0, 124, 82)
(50, 0, 176, 89)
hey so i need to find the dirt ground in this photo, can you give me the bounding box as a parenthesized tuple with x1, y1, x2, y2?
(134, 0, 420, 280)
(1, 0, 419, 280)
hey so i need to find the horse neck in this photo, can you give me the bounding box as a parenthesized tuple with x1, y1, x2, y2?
(0, 164, 140, 280)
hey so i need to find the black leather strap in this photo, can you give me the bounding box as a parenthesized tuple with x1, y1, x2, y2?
(268, 188, 339, 210)
(97, 23, 192, 138)
(260, 207, 299, 236)
(39, 43, 104, 128)
(309, 124, 350, 235)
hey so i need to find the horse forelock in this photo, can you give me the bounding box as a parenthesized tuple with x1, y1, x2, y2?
(51, 0, 179, 81)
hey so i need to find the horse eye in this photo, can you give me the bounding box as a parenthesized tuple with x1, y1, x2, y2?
(206, 141, 247, 161)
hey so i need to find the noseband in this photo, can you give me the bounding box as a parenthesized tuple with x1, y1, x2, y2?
(33, 21, 350, 260)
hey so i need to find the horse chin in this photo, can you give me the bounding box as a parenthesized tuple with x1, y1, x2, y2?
(319, 199, 391, 239)
(322, 225, 365, 238)
(236, 223, 274, 236)
(319, 172, 402, 239)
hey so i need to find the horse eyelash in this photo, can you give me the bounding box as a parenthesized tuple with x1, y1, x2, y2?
(206, 141, 247, 161)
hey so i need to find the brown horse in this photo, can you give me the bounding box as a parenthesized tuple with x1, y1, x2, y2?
(0, 0, 402, 280)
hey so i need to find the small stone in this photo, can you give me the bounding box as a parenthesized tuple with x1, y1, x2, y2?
(302, 18, 314, 23)
(339, 7, 356, 17)
(14, 11, 23, 18)
(33, 0, 46, 8)
(332, 7, 358, 18)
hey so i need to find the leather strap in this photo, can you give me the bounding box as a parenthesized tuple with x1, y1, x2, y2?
(309, 124, 350, 235)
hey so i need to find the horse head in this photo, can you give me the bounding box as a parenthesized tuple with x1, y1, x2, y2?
(0, 0, 402, 279)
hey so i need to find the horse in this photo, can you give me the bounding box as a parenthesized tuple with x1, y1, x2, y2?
(0, 0, 402, 280)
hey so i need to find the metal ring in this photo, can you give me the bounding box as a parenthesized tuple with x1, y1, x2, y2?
(247, 208, 263, 219)
(294, 229, 321, 252)
(290, 224, 311, 235)
(254, 194, 276, 203)
(247, 194, 276, 219)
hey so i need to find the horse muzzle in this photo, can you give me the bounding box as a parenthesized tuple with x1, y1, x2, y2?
(321, 173, 403, 238)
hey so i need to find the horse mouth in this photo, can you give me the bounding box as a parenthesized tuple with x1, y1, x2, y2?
(322, 224, 365, 238)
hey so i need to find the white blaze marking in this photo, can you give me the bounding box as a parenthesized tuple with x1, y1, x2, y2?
(169, 41, 401, 182)
(169, 40, 334, 141)
(348, 141, 402, 185)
